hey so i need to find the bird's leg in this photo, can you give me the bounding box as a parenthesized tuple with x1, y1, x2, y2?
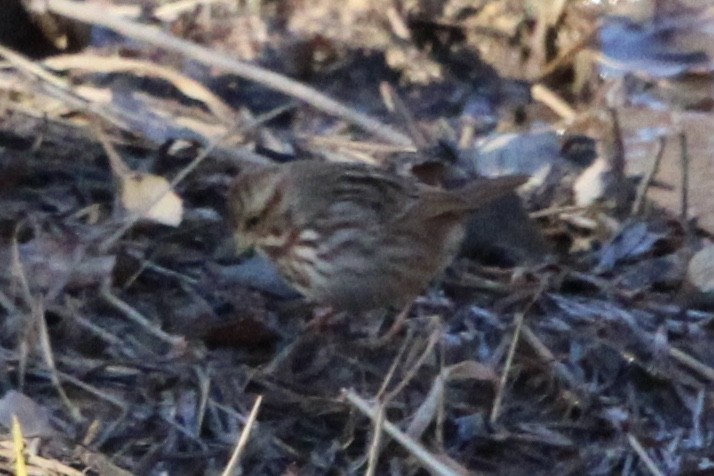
(304, 305, 338, 331)
(365, 301, 413, 347)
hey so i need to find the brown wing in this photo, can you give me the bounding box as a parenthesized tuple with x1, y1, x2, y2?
(412, 175, 528, 220)
(285, 160, 525, 225)
(288, 160, 420, 226)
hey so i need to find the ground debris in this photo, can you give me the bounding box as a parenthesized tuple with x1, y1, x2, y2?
(0, 0, 712, 475)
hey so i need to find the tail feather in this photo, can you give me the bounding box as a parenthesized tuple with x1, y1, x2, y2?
(420, 175, 528, 218)
(457, 175, 528, 207)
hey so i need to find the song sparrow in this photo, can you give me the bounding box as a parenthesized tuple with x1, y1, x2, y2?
(228, 160, 526, 312)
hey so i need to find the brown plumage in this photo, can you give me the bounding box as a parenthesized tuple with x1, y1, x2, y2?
(229, 160, 526, 311)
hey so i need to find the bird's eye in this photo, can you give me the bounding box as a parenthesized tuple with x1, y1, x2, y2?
(244, 216, 260, 230)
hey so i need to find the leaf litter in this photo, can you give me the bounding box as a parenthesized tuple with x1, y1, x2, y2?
(0, 0, 713, 475)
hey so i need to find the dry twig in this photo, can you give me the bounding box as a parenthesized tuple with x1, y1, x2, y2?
(632, 136, 666, 215)
(221, 395, 263, 476)
(37, 0, 413, 147)
(627, 433, 666, 476)
(342, 389, 472, 476)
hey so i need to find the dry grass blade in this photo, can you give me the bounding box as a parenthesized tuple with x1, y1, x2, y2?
(0, 39, 281, 164)
(305, 136, 415, 154)
(361, 330, 415, 474)
(0, 43, 131, 130)
(632, 136, 666, 215)
(0, 441, 85, 476)
(520, 324, 581, 406)
(342, 389, 472, 476)
(667, 346, 714, 382)
(376, 328, 414, 398)
(221, 395, 263, 476)
(365, 403, 386, 476)
(529, 204, 596, 218)
(43, 54, 236, 123)
(406, 371, 445, 440)
(100, 286, 185, 347)
(490, 310, 525, 424)
(627, 433, 666, 476)
(11, 416, 27, 476)
(531, 84, 576, 121)
(10, 234, 33, 392)
(37, 0, 413, 147)
(384, 325, 440, 401)
(194, 367, 211, 437)
(379, 83, 429, 147)
(34, 300, 83, 422)
(63, 302, 139, 357)
(35, 368, 128, 411)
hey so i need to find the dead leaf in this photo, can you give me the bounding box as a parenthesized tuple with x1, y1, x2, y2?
(120, 172, 183, 226)
(598, 13, 713, 78)
(688, 244, 714, 293)
(406, 373, 444, 440)
(445, 360, 498, 382)
(597, 221, 664, 272)
(0, 391, 53, 437)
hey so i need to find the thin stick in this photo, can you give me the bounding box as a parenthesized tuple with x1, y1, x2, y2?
(194, 366, 211, 436)
(39, 0, 413, 146)
(435, 339, 446, 447)
(376, 329, 413, 398)
(95, 126, 129, 177)
(220, 395, 263, 476)
(342, 389, 467, 476)
(100, 285, 185, 346)
(529, 204, 596, 218)
(490, 311, 525, 424)
(154, 0, 233, 21)
(97, 103, 285, 252)
(367, 302, 414, 348)
(385, 328, 440, 402)
(365, 330, 415, 474)
(305, 136, 415, 154)
(30, 368, 128, 410)
(520, 324, 581, 407)
(10, 232, 37, 392)
(667, 346, 714, 382)
(0, 43, 131, 130)
(44, 54, 236, 122)
(626, 433, 665, 476)
(69, 310, 133, 352)
(679, 132, 689, 222)
(531, 84, 576, 121)
(0, 42, 280, 167)
(365, 403, 386, 476)
(379, 83, 428, 147)
(632, 137, 666, 215)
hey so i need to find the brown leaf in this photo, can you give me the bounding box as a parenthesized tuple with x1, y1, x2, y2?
(121, 172, 183, 226)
